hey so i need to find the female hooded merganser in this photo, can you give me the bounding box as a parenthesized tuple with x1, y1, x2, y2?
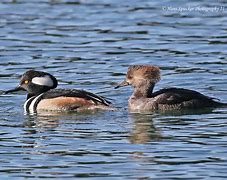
(5, 70, 112, 113)
(115, 65, 227, 112)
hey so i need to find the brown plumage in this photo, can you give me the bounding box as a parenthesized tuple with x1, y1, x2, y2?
(115, 65, 227, 113)
(127, 65, 161, 83)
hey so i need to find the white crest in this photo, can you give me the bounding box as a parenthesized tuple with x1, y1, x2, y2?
(32, 75, 54, 87)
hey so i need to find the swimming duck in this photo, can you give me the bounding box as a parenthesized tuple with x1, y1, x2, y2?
(5, 70, 112, 113)
(115, 65, 227, 112)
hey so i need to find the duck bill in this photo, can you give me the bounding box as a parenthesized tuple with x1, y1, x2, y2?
(115, 80, 129, 89)
(4, 85, 25, 94)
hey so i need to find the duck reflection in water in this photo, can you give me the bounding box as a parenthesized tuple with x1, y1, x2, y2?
(128, 108, 217, 144)
(128, 114, 162, 144)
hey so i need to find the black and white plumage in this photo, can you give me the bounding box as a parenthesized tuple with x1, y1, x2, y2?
(5, 70, 112, 113)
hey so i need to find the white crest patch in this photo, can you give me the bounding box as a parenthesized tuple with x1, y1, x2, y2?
(32, 75, 54, 87)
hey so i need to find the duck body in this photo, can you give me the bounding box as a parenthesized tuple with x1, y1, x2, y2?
(129, 87, 226, 112)
(5, 70, 112, 113)
(24, 89, 111, 113)
(115, 65, 227, 113)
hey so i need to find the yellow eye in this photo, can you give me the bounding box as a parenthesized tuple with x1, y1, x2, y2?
(24, 80, 29, 84)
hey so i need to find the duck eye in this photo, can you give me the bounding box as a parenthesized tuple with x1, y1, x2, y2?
(24, 80, 29, 84)
(127, 75, 132, 80)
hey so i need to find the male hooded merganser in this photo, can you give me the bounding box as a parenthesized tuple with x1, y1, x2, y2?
(5, 70, 112, 113)
(115, 65, 227, 112)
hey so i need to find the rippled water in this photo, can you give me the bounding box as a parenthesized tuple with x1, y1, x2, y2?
(0, 0, 227, 179)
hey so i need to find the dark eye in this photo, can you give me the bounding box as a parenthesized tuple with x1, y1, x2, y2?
(127, 75, 132, 79)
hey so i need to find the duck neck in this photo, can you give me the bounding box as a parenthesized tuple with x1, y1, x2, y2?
(132, 81, 155, 98)
(27, 93, 36, 100)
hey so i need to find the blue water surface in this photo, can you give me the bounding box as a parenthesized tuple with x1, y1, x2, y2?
(0, 0, 227, 179)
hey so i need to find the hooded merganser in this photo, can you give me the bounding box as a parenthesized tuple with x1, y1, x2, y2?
(5, 70, 112, 113)
(115, 65, 227, 113)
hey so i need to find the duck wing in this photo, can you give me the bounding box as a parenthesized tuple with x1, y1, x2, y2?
(42, 89, 111, 106)
(149, 88, 217, 105)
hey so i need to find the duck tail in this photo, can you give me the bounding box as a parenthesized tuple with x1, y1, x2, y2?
(214, 101, 227, 107)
